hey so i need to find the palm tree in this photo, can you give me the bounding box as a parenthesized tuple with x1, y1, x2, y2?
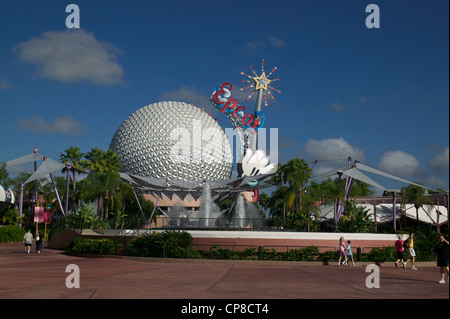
(285, 193, 320, 231)
(271, 163, 286, 221)
(100, 149, 121, 172)
(60, 146, 85, 175)
(81, 147, 104, 172)
(60, 146, 85, 212)
(0, 162, 10, 186)
(79, 148, 123, 220)
(401, 184, 434, 226)
(257, 192, 270, 216)
(281, 159, 312, 214)
(80, 170, 121, 220)
(82, 148, 122, 173)
(338, 200, 373, 232)
(268, 185, 290, 219)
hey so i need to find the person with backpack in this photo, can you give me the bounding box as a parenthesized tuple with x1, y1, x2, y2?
(394, 235, 406, 268)
(404, 233, 418, 270)
(35, 232, 43, 254)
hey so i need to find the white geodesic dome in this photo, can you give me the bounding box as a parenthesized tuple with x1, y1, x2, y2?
(110, 101, 233, 181)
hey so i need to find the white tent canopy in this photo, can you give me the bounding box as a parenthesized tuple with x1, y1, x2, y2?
(25, 158, 65, 184)
(4, 153, 44, 169)
(3, 151, 69, 217)
(312, 162, 437, 192)
(4, 152, 65, 185)
(0, 184, 15, 204)
(318, 203, 448, 226)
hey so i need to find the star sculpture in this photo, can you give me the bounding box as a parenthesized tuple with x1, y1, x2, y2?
(253, 71, 271, 91)
(240, 59, 280, 107)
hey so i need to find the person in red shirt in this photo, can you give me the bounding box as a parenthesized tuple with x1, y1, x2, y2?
(394, 235, 406, 268)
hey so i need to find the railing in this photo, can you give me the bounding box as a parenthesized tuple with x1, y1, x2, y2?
(158, 217, 280, 230)
(123, 243, 360, 261)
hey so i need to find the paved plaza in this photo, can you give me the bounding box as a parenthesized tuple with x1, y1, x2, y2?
(0, 243, 448, 301)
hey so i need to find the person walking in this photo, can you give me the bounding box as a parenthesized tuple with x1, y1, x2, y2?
(35, 232, 43, 254)
(23, 229, 33, 254)
(433, 235, 449, 284)
(404, 233, 418, 270)
(346, 240, 356, 266)
(338, 236, 347, 266)
(394, 235, 406, 268)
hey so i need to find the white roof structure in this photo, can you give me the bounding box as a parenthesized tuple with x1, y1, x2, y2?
(0, 184, 15, 204)
(119, 171, 275, 201)
(4, 152, 66, 185)
(318, 203, 448, 225)
(312, 162, 437, 192)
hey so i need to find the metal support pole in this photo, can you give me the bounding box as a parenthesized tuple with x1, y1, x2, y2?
(446, 192, 449, 236)
(32, 147, 38, 233)
(65, 164, 71, 214)
(335, 171, 343, 225)
(49, 172, 65, 216)
(148, 196, 160, 229)
(393, 192, 397, 232)
(19, 182, 24, 227)
(250, 88, 264, 151)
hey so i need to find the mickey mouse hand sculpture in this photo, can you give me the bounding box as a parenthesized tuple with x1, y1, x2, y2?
(241, 149, 277, 186)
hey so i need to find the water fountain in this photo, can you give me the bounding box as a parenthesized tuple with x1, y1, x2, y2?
(166, 202, 190, 227)
(198, 180, 222, 227)
(164, 182, 263, 229)
(234, 194, 246, 228)
(232, 194, 264, 229)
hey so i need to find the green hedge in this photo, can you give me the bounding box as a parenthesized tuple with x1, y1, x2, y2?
(126, 230, 199, 259)
(0, 225, 26, 243)
(66, 238, 116, 255)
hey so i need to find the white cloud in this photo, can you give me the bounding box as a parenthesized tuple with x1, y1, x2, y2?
(377, 150, 419, 176)
(0, 77, 12, 90)
(14, 29, 124, 86)
(267, 35, 286, 49)
(15, 115, 83, 135)
(303, 137, 366, 162)
(330, 102, 347, 112)
(245, 35, 286, 50)
(428, 146, 449, 174)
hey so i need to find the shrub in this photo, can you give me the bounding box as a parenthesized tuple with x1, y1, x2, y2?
(364, 246, 397, 263)
(168, 246, 202, 259)
(299, 246, 319, 260)
(0, 225, 26, 243)
(160, 230, 193, 249)
(320, 250, 338, 262)
(126, 230, 195, 258)
(204, 246, 258, 260)
(66, 238, 116, 255)
(127, 232, 162, 257)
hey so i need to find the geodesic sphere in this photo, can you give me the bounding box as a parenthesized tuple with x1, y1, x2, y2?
(109, 101, 233, 181)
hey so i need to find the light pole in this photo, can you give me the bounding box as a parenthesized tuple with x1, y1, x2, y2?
(240, 60, 280, 151)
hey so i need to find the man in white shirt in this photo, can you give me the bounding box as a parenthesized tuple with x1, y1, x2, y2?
(23, 229, 33, 253)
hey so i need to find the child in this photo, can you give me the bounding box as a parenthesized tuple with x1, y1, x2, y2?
(346, 240, 356, 266)
(338, 236, 347, 266)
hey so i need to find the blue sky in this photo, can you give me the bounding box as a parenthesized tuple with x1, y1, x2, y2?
(0, 0, 448, 193)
